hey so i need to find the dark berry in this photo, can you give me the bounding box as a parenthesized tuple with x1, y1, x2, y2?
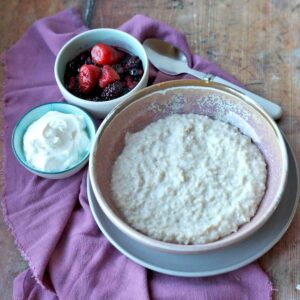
(85, 57, 93, 65)
(125, 56, 142, 70)
(79, 51, 90, 62)
(124, 75, 136, 89)
(68, 61, 79, 72)
(64, 43, 144, 102)
(112, 64, 125, 75)
(68, 77, 77, 91)
(101, 81, 123, 100)
(66, 75, 81, 96)
(129, 68, 138, 76)
(87, 96, 101, 102)
(131, 81, 138, 89)
(122, 87, 131, 95)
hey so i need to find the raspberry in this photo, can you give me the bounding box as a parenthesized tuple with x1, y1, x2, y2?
(124, 75, 137, 89)
(101, 81, 123, 100)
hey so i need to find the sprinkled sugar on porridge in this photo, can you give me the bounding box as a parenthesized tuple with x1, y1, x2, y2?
(111, 114, 267, 244)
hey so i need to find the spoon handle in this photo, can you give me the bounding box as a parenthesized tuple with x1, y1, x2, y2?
(184, 67, 282, 120)
(184, 68, 209, 80)
(212, 76, 282, 120)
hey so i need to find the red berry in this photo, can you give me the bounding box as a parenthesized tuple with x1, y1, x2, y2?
(131, 81, 138, 89)
(99, 65, 120, 88)
(91, 43, 124, 65)
(68, 77, 77, 91)
(79, 64, 101, 94)
(124, 75, 136, 89)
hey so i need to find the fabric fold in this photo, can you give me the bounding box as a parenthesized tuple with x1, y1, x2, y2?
(2, 8, 272, 300)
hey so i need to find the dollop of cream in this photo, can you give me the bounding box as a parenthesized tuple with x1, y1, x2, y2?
(23, 111, 90, 172)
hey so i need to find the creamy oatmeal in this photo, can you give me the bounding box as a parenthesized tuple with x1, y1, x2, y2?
(111, 114, 267, 244)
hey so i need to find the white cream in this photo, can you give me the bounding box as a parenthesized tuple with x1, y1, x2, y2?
(23, 111, 90, 172)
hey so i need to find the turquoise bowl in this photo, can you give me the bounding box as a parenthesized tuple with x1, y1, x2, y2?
(12, 102, 96, 179)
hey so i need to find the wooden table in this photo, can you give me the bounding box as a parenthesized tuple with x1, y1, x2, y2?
(1, 1, 299, 299)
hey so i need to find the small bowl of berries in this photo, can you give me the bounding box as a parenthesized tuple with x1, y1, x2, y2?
(54, 28, 149, 118)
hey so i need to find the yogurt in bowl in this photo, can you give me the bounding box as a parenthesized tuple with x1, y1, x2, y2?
(12, 102, 96, 179)
(23, 111, 90, 172)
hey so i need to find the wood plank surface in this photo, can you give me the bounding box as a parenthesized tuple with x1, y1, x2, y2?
(1, 1, 300, 299)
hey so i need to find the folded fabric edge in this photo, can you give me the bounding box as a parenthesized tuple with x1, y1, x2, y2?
(0, 7, 86, 292)
(63, 6, 84, 29)
(1, 51, 47, 291)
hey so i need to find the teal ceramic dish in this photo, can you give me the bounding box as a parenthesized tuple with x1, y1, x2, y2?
(12, 102, 96, 179)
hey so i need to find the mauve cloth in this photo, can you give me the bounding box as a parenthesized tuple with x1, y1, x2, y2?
(2, 8, 272, 300)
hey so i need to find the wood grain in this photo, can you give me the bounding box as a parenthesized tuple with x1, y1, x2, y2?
(1, 0, 300, 299)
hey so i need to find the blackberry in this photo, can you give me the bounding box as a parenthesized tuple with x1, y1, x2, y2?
(86, 86, 102, 100)
(79, 51, 90, 62)
(67, 61, 80, 73)
(101, 81, 123, 100)
(68, 76, 77, 92)
(85, 57, 93, 65)
(65, 75, 81, 96)
(112, 64, 125, 75)
(125, 56, 142, 70)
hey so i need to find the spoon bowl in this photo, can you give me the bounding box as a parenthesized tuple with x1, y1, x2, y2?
(143, 38, 282, 120)
(143, 38, 206, 77)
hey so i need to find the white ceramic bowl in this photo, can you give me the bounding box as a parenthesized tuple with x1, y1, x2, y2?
(12, 102, 96, 179)
(54, 28, 149, 118)
(90, 80, 288, 254)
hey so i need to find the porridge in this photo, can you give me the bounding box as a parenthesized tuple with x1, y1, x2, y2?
(111, 114, 267, 244)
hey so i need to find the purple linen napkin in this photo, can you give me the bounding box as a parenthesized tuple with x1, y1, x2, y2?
(2, 8, 273, 300)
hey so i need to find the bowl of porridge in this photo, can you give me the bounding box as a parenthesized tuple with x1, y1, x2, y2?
(89, 79, 288, 253)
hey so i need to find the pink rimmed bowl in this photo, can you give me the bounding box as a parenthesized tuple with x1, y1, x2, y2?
(89, 79, 288, 254)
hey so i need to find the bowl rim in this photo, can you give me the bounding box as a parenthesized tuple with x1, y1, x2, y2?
(12, 102, 96, 175)
(90, 79, 288, 253)
(54, 28, 150, 107)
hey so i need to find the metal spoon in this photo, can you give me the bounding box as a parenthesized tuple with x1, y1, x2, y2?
(143, 38, 282, 120)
